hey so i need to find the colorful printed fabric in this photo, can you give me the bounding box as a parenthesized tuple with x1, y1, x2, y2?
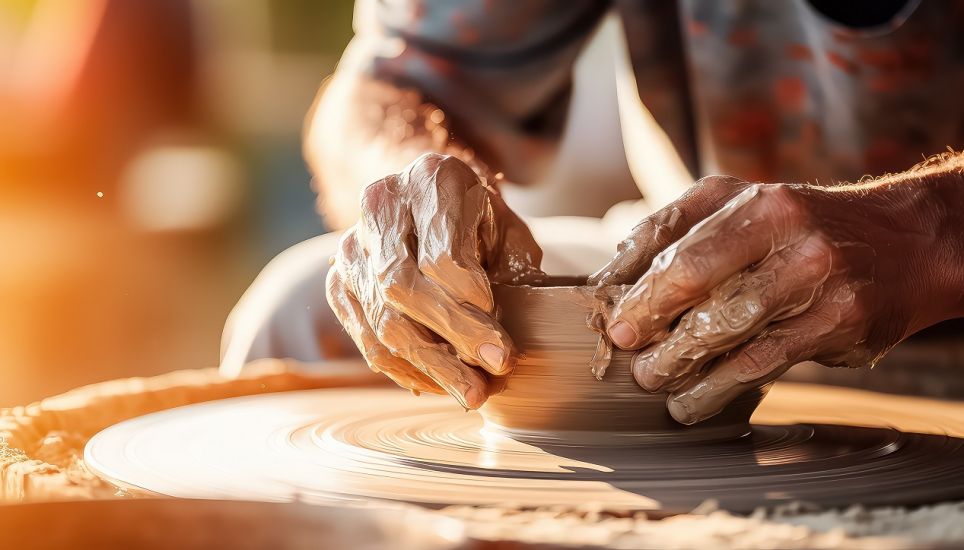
(356, 0, 963, 184)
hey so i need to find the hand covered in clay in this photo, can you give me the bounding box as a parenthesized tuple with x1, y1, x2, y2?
(591, 171, 964, 424)
(327, 153, 545, 408)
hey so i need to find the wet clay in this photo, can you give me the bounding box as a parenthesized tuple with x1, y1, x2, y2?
(588, 158, 964, 425)
(327, 153, 547, 408)
(483, 280, 769, 443)
(85, 384, 964, 514)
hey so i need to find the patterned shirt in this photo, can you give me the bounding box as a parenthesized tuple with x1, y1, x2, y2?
(356, 0, 964, 184)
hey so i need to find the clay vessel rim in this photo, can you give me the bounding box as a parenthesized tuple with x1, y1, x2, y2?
(493, 276, 626, 291)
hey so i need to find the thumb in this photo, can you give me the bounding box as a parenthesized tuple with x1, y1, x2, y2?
(589, 176, 749, 286)
(481, 188, 546, 284)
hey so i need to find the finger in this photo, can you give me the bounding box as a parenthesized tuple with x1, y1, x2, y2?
(326, 269, 444, 395)
(332, 229, 444, 394)
(608, 183, 802, 349)
(589, 176, 748, 286)
(665, 308, 835, 425)
(374, 307, 489, 409)
(338, 225, 496, 406)
(632, 234, 832, 392)
(405, 154, 497, 311)
(383, 270, 516, 375)
(354, 187, 516, 375)
(480, 189, 546, 284)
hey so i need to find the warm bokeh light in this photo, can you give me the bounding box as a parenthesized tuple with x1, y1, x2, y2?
(119, 143, 243, 232)
(0, 0, 353, 406)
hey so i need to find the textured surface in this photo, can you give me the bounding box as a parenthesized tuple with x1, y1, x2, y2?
(485, 282, 768, 443)
(85, 383, 964, 515)
(444, 501, 964, 549)
(0, 359, 383, 502)
(5, 360, 964, 548)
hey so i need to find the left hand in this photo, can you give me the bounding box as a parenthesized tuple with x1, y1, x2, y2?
(590, 174, 962, 424)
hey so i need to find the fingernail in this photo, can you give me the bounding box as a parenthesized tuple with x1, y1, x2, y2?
(479, 343, 506, 373)
(608, 321, 638, 349)
(632, 353, 661, 392)
(667, 395, 696, 425)
(461, 385, 486, 410)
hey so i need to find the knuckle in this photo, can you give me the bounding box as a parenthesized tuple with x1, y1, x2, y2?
(408, 152, 464, 180)
(435, 154, 474, 177)
(695, 174, 746, 197)
(721, 295, 766, 329)
(692, 175, 749, 209)
(797, 235, 835, 280)
(668, 254, 710, 293)
(359, 177, 393, 214)
(828, 283, 866, 318)
(423, 154, 477, 191)
(413, 152, 448, 168)
(757, 183, 805, 223)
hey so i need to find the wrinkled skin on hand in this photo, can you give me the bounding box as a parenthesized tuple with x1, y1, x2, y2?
(591, 173, 962, 425)
(327, 153, 545, 408)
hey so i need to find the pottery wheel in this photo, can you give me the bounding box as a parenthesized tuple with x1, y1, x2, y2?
(85, 383, 964, 514)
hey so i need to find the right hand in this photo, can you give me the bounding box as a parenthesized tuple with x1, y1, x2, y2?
(326, 153, 545, 408)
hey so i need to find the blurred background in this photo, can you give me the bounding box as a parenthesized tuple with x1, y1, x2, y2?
(0, 0, 643, 407)
(2, 0, 960, 408)
(0, 0, 356, 405)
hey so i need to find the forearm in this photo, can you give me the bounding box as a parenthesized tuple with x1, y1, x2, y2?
(901, 152, 964, 324)
(824, 152, 964, 327)
(305, 72, 493, 229)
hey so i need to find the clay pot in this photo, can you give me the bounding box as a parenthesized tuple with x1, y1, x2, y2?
(482, 280, 770, 444)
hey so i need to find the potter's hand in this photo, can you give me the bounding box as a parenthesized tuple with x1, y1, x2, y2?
(591, 168, 964, 424)
(327, 153, 545, 408)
